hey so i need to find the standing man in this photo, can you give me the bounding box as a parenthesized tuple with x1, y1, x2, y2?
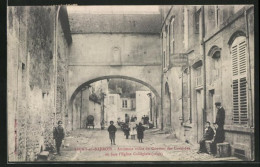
(53, 120, 65, 155)
(197, 121, 214, 154)
(108, 121, 117, 145)
(215, 102, 225, 130)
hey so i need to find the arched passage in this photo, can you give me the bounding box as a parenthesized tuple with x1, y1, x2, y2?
(68, 75, 161, 131)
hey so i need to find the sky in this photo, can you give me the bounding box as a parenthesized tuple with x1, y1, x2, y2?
(67, 5, 160, 14)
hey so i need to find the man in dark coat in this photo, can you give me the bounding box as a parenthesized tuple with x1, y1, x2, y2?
(53, 120, 65, 155)
(137, 122, 145, 143)
(197, 121, 214, 153)
(215, 102, 225, 129)
(210, 123, 225, 155)
(108, 121, 117, 145)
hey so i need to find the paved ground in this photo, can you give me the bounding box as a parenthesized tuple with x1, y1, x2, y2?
(49, 127, 241, 162)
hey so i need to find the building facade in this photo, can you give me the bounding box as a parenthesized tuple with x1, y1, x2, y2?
(160, 5, 254, 160)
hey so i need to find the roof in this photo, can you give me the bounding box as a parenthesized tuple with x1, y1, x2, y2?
(68, 13, 161, 34)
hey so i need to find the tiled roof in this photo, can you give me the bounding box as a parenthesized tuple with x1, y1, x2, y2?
(68, 13, 161, 33)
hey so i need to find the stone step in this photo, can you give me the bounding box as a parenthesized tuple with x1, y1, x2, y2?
(37, 151, 50, 160)
(208, 156, 242, 161)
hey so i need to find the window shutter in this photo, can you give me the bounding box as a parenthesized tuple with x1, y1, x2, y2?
(231, 37, 248, 125)
(239, 41, 247, 75)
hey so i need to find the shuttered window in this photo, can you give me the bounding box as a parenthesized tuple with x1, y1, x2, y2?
(231, 36, 248, 125)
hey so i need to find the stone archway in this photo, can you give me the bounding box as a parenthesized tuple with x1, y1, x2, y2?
(67, 75, 161, 131)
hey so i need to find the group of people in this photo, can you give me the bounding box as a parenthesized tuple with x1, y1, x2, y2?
(52, 102, 225, 156)
(107, 118, 146, 145)
(197, 102, 225, 156)
(141, 115, 149, 125)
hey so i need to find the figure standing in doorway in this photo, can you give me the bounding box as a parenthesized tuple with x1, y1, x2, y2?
(108, 121, 117, 145)
(53, 120, 65, 155)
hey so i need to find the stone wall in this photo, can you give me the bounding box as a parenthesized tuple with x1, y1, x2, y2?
(7, 6, 71, 161)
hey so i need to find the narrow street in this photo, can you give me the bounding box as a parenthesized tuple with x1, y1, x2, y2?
(7, 5, 255, 162)
(50, 127, 240, 161)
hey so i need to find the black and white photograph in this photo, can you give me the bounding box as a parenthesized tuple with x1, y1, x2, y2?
(6, 3, 257, 162)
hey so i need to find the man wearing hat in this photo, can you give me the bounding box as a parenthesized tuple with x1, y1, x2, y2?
(215, 102, 225, 130)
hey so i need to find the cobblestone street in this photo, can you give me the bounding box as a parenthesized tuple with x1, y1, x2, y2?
(50, 127, 241, 161)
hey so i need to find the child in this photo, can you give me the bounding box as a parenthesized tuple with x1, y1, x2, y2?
(137, 122, 145, 143)
(123, 124, 130, 139)
(53, 121, 65, 155)
(108, 121, 117, 145)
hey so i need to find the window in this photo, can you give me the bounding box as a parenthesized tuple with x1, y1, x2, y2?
(162, 25, 169, 70)
(231, 36, 248, 125)
(214, 6, 219, 28)
(131, 100, 135, 109)
(209, 48, 221, 84)
(163, 51, 166, 69)
(112, 47, 121, 63)
(170, 17, 175, 54)
(195, 67, 202, 87)
(109, 96, 114, 104)
(184, 7, 189, 50)
(210, 58, 220, 84)
(165, 25, 169, 68)
(122, 99, 128, 108)
(195, 8, 201, 34)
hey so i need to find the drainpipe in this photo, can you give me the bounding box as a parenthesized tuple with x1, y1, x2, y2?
(54, 6, 61, 126)
(181, 71, 184, 124)
(189, 66, 192, 123)
(244, 9, 253, 128)
(202, 6, 207, 129)
(244, 9, 254, 160)
(80, 90, 83, 129)
(160, 27, 164, 130)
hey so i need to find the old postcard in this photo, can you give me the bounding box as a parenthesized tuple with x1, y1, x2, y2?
(7, 4, 255, 162)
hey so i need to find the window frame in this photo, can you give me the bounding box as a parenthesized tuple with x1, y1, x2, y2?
(231, 36, 248, 125)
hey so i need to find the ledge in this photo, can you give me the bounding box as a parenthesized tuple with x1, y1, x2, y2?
(192, 59, 203, 69)
(224, 125, 254, 134)
(195, 85, 203, 90)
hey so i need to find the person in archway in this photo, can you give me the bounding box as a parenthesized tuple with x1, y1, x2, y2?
(137, 122, 145, 143)
(108, 121, 117, 145)
(53, 120, 65, 155)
